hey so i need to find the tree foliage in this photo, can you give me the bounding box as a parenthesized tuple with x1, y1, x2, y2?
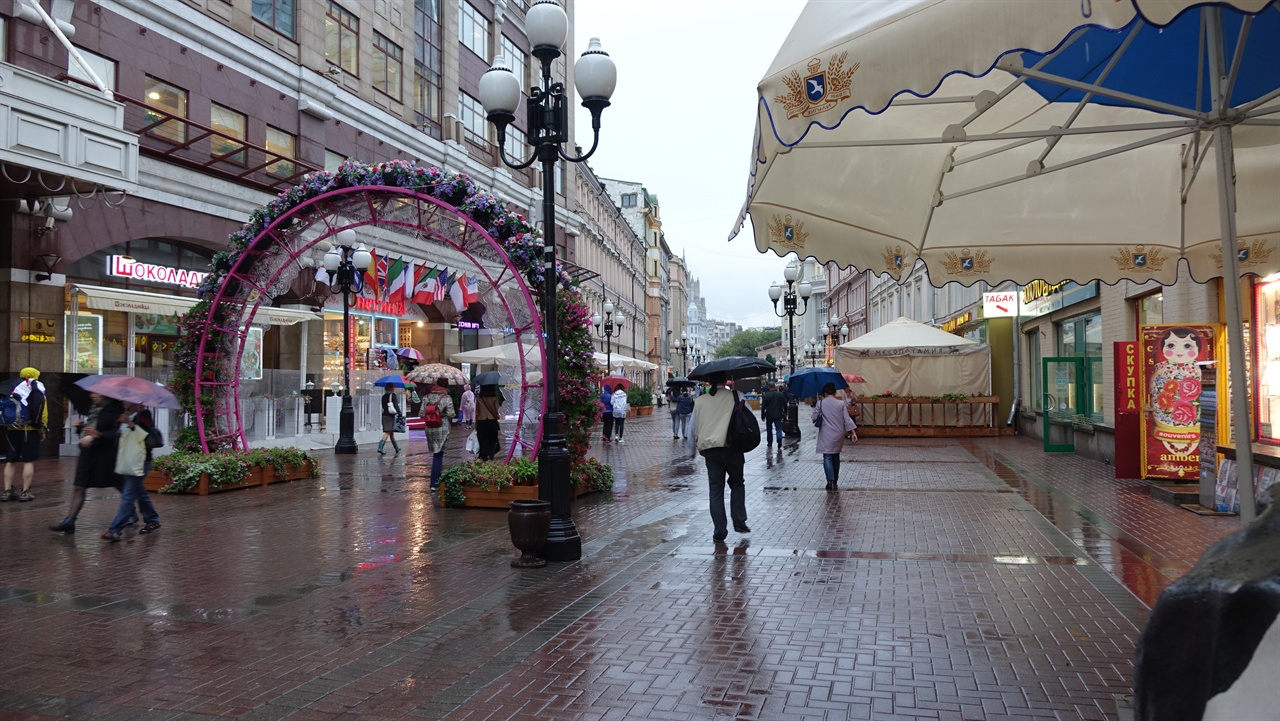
(714, 329, 782, 359)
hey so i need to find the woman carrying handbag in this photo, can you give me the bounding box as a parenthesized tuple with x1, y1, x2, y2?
(812, 382, 858, 490)
(379, 387, 403, 455)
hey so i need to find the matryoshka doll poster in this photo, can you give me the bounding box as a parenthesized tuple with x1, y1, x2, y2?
(1140, 324, 1217, 479)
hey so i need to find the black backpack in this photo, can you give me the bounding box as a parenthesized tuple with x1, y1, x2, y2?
(726, 390, 761, 454)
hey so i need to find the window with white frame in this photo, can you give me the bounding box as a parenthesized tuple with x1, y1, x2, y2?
(67, 47, 116, 92)
(500, 35, 526, 90)
(458, 92, 488, 142)
(503, 125, 526, 162)
(372, 31, 403, 100)
(458, 1, 489, 60)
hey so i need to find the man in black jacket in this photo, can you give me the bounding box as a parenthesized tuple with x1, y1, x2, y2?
(760, 383, 787, 447)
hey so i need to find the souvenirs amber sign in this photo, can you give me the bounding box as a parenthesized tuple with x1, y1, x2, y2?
(1140, 324, 1216, 479)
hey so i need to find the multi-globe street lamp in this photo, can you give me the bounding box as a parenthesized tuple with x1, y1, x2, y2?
(479, 0, 616, 563)
(768, 260, 812, 436)
(676, 332, 691, 376)
(803, 339, 823, 368)
(322, 229, 373, 455)
(592, 298, 624, 375)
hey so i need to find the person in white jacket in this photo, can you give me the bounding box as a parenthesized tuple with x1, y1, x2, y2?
(101, 404, 160, 541)
(611, 387, 629, 443)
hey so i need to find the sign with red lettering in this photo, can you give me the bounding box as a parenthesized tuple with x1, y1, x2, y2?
(1115, 341, 1140, 413)
(1140, 324, 1216, 480)
(108, 256, 208, 288)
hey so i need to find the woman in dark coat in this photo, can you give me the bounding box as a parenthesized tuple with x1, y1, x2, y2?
(474, 384, 502, 462)
(50, 392, 124, 533)
(379, 387, 402, 455)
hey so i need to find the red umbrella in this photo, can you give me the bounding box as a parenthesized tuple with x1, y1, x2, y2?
(602, 376, 632, 390)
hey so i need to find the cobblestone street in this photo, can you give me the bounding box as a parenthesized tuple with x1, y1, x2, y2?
(0, 413, 1238, 720)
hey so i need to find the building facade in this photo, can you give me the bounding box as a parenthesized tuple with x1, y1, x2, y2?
(572, 162, 646, 364)
(5, 0, 595, 453)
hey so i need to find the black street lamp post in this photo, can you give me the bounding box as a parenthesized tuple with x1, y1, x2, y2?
(769, 260, 811, 437)
(480, 0, 616, 563)
(804, 339, 823, 368)
(676, 332, 690, 376)
(322, 230, 373, 455)
(592, 298, 624, 376)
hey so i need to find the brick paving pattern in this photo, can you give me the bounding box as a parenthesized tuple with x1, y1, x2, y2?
(0, 414, 1238, 720)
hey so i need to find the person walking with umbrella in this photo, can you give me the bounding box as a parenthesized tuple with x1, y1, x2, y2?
(761, 382, 787, 449)
(50, 391, 125, 534)
(420, 380, 455, 488)
(610, 385, 629, 444)
(473, 375, 503, 462)
(377, 377, 405, 455)
(102, 403, 161, 541)
(813, 382, 858, 490)
(685, 371, 750, 543)
(1, 368, 47, 503)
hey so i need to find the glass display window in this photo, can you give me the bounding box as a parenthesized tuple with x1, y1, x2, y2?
(1254, 278, 1280, 443)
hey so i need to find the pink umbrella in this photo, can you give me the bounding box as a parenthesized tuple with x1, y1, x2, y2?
(75, 375, 181, 409)
(398, 348, 424, 360)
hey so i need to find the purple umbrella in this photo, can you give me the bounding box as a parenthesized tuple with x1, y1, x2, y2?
(397, 348, 424, 360)
(75, 375, 181, 409)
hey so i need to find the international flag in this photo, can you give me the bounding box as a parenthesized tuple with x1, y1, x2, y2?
(385, 257, 406, 300)
(401, 260, 414, 300)
(412, 265, 437, 305)
(463, 275, 480, 305)
(449, 272, 467, 311)
(363, 248, 380, 295)
(433, 268, 450, 302)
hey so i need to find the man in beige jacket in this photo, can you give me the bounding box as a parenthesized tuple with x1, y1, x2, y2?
(686, 372, 750, 543)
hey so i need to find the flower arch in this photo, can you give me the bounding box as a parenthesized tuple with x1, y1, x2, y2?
(169, 160, 599, 465)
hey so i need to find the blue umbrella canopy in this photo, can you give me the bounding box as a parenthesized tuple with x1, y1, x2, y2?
(787, 367, 848, 400)
(373, 375, 408, 388)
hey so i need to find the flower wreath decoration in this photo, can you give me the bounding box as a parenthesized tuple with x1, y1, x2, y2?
(168, 160, 601, 470)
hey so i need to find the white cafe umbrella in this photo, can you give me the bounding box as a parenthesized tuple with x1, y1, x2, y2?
(733, 0, 1280, 521)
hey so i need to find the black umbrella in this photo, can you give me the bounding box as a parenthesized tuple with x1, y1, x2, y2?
(473, 370, 503, 386)
(687, 356, 776, 381)
(666, 376, 697, 388)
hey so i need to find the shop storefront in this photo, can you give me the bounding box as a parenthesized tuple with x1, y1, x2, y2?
(938, 308, 1014, 423)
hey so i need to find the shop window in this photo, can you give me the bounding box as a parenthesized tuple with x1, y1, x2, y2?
(265, 126, 296, 179)
(252, 0, 295, 37)
(143, 76, 187, 144)
(503, 125, 526, 163)
(1136, 291, 1163, 329)
(325, 1, 359, 75)
(324, 149, 345, 173)
(210, 104, 247, 165)
(501, 35, 526, 90)
(1255, 278, 1280, 443)
(458, 92, 488, 143)
(372, 31, 402, 101)
(1056, 311, 1104, 420)
(67, 47, 116, 92)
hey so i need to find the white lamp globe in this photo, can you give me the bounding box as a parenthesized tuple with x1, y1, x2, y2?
(574, 38, 616, 101)
(323, 248, 341, 273)
(479, 56, 521, 116)
(592, 313, 603, 328)
(768, 283, 783, 302)
(798, 281, 813, 299)
(603, 299, 614, 315)
(614, 311, 624, 327)
(352, 245, 373, 272)
(783, 261, 799, 283)
(335, 228, 357, 248)
(526, 0, 568, 51)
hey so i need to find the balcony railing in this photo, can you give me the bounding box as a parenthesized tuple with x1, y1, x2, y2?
(63, 77, 321, 192)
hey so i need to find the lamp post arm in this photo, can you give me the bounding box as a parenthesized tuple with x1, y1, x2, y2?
(495, 124, 539, 170)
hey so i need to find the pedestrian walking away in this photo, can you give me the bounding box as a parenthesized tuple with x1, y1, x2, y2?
(51, 392, 124, 534)
(611, 386, 629, 443)
(421, 382, 455, 487)
(1, 367, 47, 503)
(102, 404, 161, 541)
(474, 384, 502, 461)
(459, 385, 476, 427)
(600, 385, 614, 443)
(672, 389, 694, 439)
(760, 382, 787, 448)
(813, 382, 858, 490)
(378, 387, 403, 455)
(686, 371, 749, 543)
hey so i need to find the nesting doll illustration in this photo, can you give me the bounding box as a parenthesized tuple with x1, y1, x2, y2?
(1148, 327, 1204, 455)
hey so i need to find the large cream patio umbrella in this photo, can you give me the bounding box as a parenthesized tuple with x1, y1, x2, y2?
(732, 0, 1280, 522)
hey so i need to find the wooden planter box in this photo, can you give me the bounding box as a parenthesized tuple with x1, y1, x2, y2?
(456, 483, 539, 509)
(272, 461, 315, 481)
(144, 464, 298, 495)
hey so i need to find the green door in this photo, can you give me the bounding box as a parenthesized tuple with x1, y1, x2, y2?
(1043, 357, 1087, 452)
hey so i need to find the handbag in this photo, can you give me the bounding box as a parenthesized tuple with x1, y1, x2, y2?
(726, 390, 761, 454)
(393, 414, 407, 433)
(813, 408, 824, 428)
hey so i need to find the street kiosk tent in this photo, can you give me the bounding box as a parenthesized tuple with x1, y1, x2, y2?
(834, 317, 991, 397)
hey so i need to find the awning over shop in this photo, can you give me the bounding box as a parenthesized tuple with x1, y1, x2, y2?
(593, 352, 658, 371)
(69, 285, 321, 326)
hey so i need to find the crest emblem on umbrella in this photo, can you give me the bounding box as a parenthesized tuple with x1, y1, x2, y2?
(776, 54, 858, 119)
(942, 248, 992, 276)
(769, 214, 808, 249)
(882, 245, 909, 272)
(1113, 245, 1169, 272)
(1210, 238, 1273, 269)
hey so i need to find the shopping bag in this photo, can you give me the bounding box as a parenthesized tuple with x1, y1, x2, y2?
(465, 431, 480, 455)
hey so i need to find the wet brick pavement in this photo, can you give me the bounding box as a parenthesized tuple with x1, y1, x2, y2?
(0, 414, 1239, 720)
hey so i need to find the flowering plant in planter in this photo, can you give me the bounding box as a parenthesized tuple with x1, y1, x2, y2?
(572, 457, 615, 493)
(151, 448, 320, 493)
(439, 460, 516, 507)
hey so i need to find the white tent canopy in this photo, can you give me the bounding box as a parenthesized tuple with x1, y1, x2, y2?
(835, 317, 991, 396)
(449, 342, 541, 366)
(593, 352, 658, 371)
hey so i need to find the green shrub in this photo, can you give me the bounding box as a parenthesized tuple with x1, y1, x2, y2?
(626, 385, 653, 407)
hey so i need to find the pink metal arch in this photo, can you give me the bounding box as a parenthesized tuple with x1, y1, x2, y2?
(193, 187, 545, 461)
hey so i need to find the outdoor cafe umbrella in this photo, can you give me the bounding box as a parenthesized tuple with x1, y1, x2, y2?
(372, 375, 409, 388)
(733, 0, 1280, 522)
(473, 370, 503, 386)
(74, 375, 181, 409)
(787, 367, 848, 401)
(688, 356, 777, 381)
(406, 363, 468, 386)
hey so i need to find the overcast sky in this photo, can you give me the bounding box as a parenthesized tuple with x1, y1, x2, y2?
(572, 0, 806, 330)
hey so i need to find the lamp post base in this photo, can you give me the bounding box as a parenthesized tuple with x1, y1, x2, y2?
(537, 413, 581, 562)
(335, 398, 359, 454)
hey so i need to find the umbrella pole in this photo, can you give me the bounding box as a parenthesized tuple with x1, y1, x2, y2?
(1208, 8, 1256, 523)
